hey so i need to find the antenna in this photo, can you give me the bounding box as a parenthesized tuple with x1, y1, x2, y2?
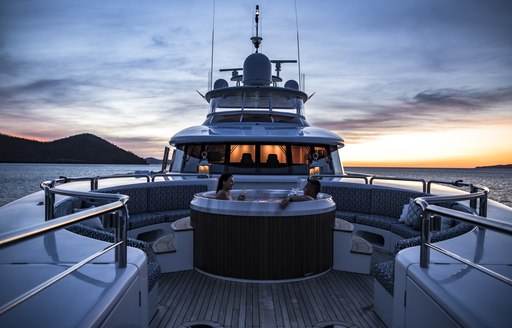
(294, 0, 302, 91)
(251, 5, 262, 52)
(270, 59, 297, 81)
(209, 0, 216, 91)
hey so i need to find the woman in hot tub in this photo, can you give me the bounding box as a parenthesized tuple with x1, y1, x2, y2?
(215, 173, 246, 201)
(280, 178, 321, 208)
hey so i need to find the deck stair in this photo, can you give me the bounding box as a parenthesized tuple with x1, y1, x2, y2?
(152, 216, 193, 273)
(333, 218, 373, 274)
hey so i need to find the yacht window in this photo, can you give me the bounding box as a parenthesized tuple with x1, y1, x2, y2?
(290, 145, 311, 174)
(272, 96, 302, 109)
(182, 144, 202, 173)
(215, 93, 244, 109)
(241, 113, 272, 122)
(230, 145, 256, 167)
(175, 143, 336, 176)
(170, 148, 184, 173)
(260, 145, 288, 174)
(271, 114, 304, 124)
(204, 144, 226, 174)
(330, 147, 344, 175)
(211, 114, 241, 123)
(312, 146, 334, 175)
(260, 145, 286, 165)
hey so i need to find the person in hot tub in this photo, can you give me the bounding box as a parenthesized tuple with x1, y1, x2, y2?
(280, 178, 321, 208)
(215, 173, 246, 201)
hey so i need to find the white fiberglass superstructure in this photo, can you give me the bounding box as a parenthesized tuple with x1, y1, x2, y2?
(168, 15, 344, 181)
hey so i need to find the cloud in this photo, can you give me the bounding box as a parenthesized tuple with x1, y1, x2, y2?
(1, 0, 511, 160)
(310, 86, 512, 144)
(411, 87, 512, 109)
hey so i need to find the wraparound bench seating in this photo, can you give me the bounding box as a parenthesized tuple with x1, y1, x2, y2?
(53, 179, 216, 321)
(322, 182, 475, 253)
(322, 181, 476, 328)
(96, 180, 213, 235)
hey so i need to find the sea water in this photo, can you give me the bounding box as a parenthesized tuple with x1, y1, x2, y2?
(0, 163, 510, 207)
(347, 167, 512, 207)
(0, 163, 161, 206)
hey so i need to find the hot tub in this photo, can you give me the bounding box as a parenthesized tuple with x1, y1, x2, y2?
(190, 189, 336, 281)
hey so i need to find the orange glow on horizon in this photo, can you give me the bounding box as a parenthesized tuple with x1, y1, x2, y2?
(7, 133, 49, 143)
(343, 156, 512, 169)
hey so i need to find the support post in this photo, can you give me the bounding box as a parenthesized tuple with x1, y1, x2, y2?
(420, 212, 431, 268)
(44, 186, 55, 221)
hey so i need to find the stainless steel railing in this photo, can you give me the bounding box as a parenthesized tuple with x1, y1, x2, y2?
(42, 173, 151, 192)
(0, 188, 129, 315)
(416, 193, 512, 286)
(370, 175, 427, 192)
(426, 179, 489, 216)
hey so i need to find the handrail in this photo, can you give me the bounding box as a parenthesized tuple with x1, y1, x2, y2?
(319, 174, 370, 184)
(427, 179, 489, 214)
(0, 241, 122, 315)
(0, 190, 129, 315)
(151, 172, 208, 182)
(369, 175, 427, 192)
(41, 173, 151, 192)
(416, 191, 488, 217)
(94, 173, 151, 189)
(416, 196, 512, 287)
(40, 176, 96, 190)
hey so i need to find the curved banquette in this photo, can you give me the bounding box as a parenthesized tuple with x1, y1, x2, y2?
(53, 178, 475, 324)
(321, 181, 476, 299)
(52, 179, 216, 319)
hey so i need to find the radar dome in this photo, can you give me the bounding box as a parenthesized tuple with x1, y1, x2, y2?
(243, 53, 271, 86)
(213, 79, 229, 89)
(284, 80, 299, 90)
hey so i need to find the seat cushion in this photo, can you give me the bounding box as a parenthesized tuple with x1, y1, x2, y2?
(355, 214, 397, 230)
(372, 260, 395, 295)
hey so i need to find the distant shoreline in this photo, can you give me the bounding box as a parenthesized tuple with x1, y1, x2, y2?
(347, 164, 512, 170)
(474, 164, 512, 169)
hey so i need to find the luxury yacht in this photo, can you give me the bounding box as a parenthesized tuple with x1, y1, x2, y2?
(1, 6, 511, 328)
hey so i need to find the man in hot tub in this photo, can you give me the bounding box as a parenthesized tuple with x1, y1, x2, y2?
(280, 178, 321, 208)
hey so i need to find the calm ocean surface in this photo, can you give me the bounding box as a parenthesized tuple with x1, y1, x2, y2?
(0, 163, 510, 207)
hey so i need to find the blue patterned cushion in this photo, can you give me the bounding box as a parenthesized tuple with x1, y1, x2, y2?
(335, 211, 358, 223)
(128, 210, 191, 229)
(371, 188, 427, 217)
(160, 209, 191, 222)
(128, 212, 167, 230)
(372, 260, 395, 295)
(356, 214, 397, 230)
(404, 199, 423, 229)
(53, 197, 82, 218)
(98, 185, 148, 214)
(388, 222, 421, 239)
(394, 222, 475, 254)
(322, 184, 373, 214)
(147, 184, 207, 212)
(398, 203, 409, 223)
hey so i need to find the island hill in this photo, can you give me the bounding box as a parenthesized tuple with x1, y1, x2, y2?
(0, 133, 150, 164)
(475, 164, 512, 169)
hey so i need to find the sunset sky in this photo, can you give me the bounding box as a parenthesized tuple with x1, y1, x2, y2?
(1, 0, 511, 168)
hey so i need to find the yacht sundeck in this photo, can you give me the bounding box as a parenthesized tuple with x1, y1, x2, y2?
(1, 5, 511, 328)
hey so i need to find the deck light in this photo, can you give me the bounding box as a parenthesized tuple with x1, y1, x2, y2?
(197, 151, 211, 177)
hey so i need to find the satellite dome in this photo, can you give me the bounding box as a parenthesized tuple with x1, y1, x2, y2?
(243, 53, 271, 86)
(213, 79, 229, 89)
(284, 80, 299, 90)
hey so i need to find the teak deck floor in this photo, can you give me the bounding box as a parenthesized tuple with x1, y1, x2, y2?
(150, 250, 391, 328)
